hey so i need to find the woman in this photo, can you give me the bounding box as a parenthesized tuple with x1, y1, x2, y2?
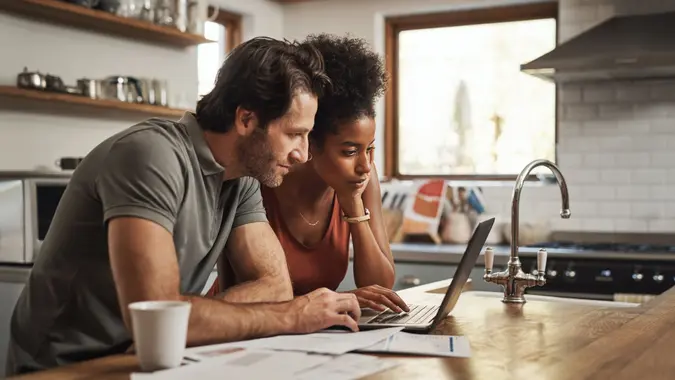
(209, 34, 408, 313)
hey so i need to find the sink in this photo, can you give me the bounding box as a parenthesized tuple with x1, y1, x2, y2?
(464, 291, 639, 308)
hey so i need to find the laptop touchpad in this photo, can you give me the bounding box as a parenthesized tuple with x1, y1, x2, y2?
(358, 308, 381, 323)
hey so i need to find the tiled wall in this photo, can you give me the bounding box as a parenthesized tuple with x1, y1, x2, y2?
(554, 0, 675, 233)
(383, 0, 675, 234)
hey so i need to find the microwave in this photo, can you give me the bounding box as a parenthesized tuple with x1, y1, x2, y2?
(0, 173, 70, 264)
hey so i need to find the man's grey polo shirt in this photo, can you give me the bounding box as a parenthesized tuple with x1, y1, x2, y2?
(6, 112, 268, 375)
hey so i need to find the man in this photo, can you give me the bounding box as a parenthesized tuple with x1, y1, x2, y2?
(6, 36, 362, 376)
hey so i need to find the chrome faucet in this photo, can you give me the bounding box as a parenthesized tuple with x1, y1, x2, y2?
(483, 159, 571, 303)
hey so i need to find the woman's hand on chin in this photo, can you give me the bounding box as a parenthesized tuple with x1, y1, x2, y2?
(344, 285, 410, 313)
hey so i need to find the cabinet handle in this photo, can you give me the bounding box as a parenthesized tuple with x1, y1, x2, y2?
(399, 275, 421, 287)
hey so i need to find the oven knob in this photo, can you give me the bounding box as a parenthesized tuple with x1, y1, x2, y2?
(653, 273, 664, 283)
(565, 269, 576, 278)
(600, 269, 612, 278)
(547, 269, 557, 278)
(632, 272, 644, 282)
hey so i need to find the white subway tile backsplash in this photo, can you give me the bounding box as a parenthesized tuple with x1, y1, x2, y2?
(560, 86, 582, 103)
(662, 203, 675, 219)
(464, 1, 675, 234)
(649, 186, 675, 201)
(650, 152, 675, 167)
(596, 4, 615, 18)
(631, 169, 667, 185)
(616, 86, 651, 103)
(649, 119, 675, 133)
(566, 169, 600, 184)
(550, 217, 583, 232)
(614, 153, 651, 168)
(614, 219, 648, 232)
(630, 202, 665, 219)
(600, 169, 632, 184)
(581, 218, 614, 232)
(616, 120, 650, 134)
(650, 82, 675, 102)
(635, 103, 675, 119)
(583, 152, 616, 168)
(647, 219, 675, 233)
(565, 104, 598, 120)
(616, 186, 652, 201)
(583, 86, 615, 103)
(579, 185, 616, 200)
(559, 137, 600, 153)
(598, 202, 631, 217)
(599, 104, 633, 119)
(598, 136, 632, 151)
(632, 136, 667, 151)
(581, 121, 616, 137)
(557, 152, 583, 168)
(566, 201, 598, 217)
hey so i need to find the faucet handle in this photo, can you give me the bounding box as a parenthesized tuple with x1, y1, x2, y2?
(537, 248, 548, 274)
(484, 247, 494, 272)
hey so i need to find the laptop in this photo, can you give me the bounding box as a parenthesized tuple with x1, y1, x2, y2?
(357, 217, 495, 332)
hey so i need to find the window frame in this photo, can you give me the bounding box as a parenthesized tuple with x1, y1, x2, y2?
(208, 6, 243, 54)
(383, 2, 559, 181)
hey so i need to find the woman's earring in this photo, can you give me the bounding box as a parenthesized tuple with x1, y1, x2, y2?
(308, 153, 313, 161)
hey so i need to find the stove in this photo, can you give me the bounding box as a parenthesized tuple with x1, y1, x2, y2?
(525, 242, 675, 253)
(517, 242, 675, 302)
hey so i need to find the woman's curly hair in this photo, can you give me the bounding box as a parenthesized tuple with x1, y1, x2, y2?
(304, 33, 389, 147)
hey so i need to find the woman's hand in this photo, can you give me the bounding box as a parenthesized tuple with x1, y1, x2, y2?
(344, 285, 410, 313)
(335, 174, 370, 217)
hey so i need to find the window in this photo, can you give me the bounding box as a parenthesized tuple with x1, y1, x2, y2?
(197, 8, 242, 99)
(384, 3, 558, 179)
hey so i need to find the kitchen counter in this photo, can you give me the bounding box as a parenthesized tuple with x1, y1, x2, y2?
(391, 242, 675, 265)
(12, 280, 675, 380)
(0, 170, 71, 179)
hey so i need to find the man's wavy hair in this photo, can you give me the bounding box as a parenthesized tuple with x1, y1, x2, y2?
(196, 36, 332, 132)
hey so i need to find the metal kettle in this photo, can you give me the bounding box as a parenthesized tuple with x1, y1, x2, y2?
(101, 76, 143, 103)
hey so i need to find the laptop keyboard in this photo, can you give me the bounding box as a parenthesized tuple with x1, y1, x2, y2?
(366, 304, 439, 325)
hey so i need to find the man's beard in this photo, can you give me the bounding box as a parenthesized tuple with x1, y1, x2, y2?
(236, 128, 282, 187)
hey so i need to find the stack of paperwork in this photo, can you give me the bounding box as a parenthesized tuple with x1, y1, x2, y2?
(131, 326, 471, 380)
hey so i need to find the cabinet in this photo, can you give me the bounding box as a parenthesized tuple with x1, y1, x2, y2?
(0, 267, 31, 377)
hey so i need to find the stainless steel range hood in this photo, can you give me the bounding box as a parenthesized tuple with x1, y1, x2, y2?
(521, 11, 675, 83)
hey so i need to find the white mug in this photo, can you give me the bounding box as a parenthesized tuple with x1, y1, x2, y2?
(187, 0, 219, 36)
(129, 300, 192, 372)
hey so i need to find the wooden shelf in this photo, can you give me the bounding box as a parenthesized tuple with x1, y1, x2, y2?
(0, 0, 215, 48)
(0, 85, 189, 119)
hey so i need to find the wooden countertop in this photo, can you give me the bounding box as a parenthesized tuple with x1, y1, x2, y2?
(11, 281, 675, 380)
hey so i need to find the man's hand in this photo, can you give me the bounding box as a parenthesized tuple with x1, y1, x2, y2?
(286, 288, 362, 333)
(345, 285, 410, 313)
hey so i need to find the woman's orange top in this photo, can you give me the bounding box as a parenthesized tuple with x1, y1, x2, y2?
(206, 186, 351, 297)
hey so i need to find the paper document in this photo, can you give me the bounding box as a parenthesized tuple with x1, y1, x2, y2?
(357, 332, 471, 358)
(131, 349, 398, 380)
(131, 349, 333, 380)
(185, 326, 404, 358)
(294, 353, 399, 380)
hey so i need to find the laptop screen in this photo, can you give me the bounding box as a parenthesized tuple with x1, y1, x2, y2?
(430, 217, 495, 328)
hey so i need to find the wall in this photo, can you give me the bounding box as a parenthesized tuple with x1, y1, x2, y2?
(0, 0, 282, 172)
(283, 0, 675, 234)
(283, 0, 548, 174)
(556, 0, 675, 233)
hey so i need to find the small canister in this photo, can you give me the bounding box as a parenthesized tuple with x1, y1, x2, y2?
(77, 78, 101, 99)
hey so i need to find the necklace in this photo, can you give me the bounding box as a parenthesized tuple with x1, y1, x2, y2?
(298, 211, 319, 226)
